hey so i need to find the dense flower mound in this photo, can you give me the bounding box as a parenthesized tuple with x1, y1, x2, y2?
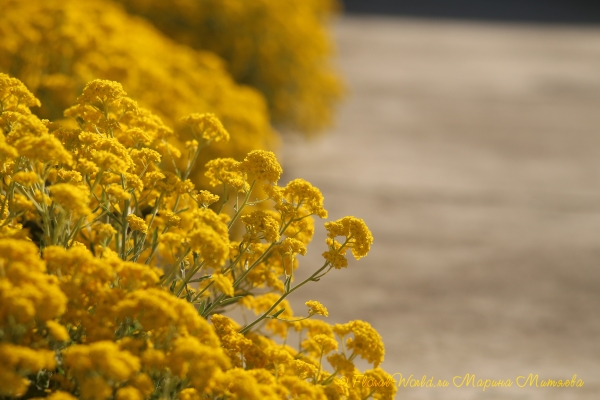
(0, 0, 277, 188)
(0, 74, 392, 399)
(116, 0, 344, 133)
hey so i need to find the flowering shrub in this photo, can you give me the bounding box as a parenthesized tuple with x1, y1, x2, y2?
(0, 0, 277, 188)
(116, 0, 344, 133)
(0, 74, 394, 399)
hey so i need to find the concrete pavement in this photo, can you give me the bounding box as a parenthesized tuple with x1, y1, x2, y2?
(281, 16, 600, 399)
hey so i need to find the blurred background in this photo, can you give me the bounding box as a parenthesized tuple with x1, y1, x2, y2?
(283, 1, 600, 399)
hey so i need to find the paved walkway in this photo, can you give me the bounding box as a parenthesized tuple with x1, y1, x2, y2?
(281, 16, 600, 399)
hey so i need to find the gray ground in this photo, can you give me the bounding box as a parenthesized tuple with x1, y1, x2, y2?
(281, 17, 600, 399)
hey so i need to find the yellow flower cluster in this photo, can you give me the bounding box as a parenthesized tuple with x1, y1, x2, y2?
(0, 75, 394, 399)
(115, 0, 344, 133)
(323, 216, 375, 269)
(0, 0, 276, 188)
(306, 300, 329, 317)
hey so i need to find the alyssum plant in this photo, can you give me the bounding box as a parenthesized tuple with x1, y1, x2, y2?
(0, 74, 396, 400)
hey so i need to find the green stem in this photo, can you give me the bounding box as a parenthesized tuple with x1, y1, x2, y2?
(227, 180, 256, 230)
(159, 247, 191, 286)
(238, 260, 330, 334)
(239, 237, 350, 335)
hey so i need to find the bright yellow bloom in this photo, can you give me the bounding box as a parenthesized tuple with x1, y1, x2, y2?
(0, 0, 276, 188)
(310, 334, 338, 354)
(168, 336, 230, 390)
(77, 80, 128, 108)
(327, 353, 356, 376)
(57, 168, 83, 183)
(46, 320, 70, 341)
(12, 170, 39, 186)
(285, 217, 315, 246)
(279, 375, 328, 400)
(360, 368, 398, 400)
(115, 288, 220, 344)
(188, 208, 230, 267)
(322, 239, 349, 270)
(306, 300, 328, 317)
(115, 386, 143, 400)
(179, 113, 230, 143)
(0, 344, 56, 397)
(114, 0, 343, 133)
(289, 359, 318, 379)
(126, 215, 148, 234)
(63, 341, 140, 398)
(195, 190, 220, 207)
(333, 320, 385, 367)
(212, 274, 234, 297)
(0, 74, 390, 399)
(241, 210, 280, 243)
(279, 178, 327, 218)
(324, 216, 374, 259)
(238, 150, 282, 184)
(0, 239, 67, 324)
(46, 392, 77, 400)
(0, 73, 41, 109)
(179, 388, 202, 400)
(205, 158, 248, 191)
(94, 223, 117, 241)
(49, 183, 91, 216)
(106, 185, 132, 202)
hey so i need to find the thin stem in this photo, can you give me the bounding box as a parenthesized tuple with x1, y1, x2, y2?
(227, 180, 256, 230)
(239, 237, 350, 335)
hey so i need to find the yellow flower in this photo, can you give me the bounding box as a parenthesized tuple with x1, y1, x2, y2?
(308, 334, 338, 354)
(279, 375, 328, 400)
(0, 239, 67, 324)
(289, 359, 318, 379)
(333, 320, 385, 367)
(126, 215, 148, 234)
(106, 185, 132, 202)
(0, 1, 276, 189)
(46, 320, 70, 341)
(168, 336, 230, 390)
(63, 341, 140, 384)
(326, 353, 355, 376)
(112, 0, 343, 133)
(205, 158, 247, 191)
(360, 368, 398, 400)
(94, 223, 117, 241)
(195, 190, 220, 207)
(12, 171, 39, 186)
(49, 183, 91, 216)
(284, 217, 315, 246)
(0, 73, 41, 109)
(324, 216, 373, 259)
(305, 300, 328, 317)
(188, 208, 230, 268)
(241, 210, 280, 243)
(237, 150, 282, 184)
(77, 80, 127, 108)
(46, 392, 77, 400)
(0, 344, 56, 397)
(280, 178, 327, 218)
(115, 387, 143, 400)
(57, 169, 83, 183)
(212, 274, 234, 297)
(179, 388, 202, 400)
(116, 288, 220, 344)
(322, 239, 348, 270)
(0, 74, 391, 399)
(179, 113, 229, 143)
